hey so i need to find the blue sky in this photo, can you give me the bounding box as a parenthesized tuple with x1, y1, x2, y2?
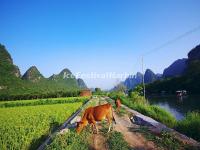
(1, 0, 200, 89)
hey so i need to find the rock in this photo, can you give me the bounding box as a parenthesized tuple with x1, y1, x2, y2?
(59, 128, 69, 134)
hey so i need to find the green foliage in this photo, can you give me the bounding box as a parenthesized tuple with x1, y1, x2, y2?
(139, 128, 181, 150)
(107, 131, 130, 150)
(176, 112, 200, 142)
(109, 91, 126, 99)
(150, 105, 177, 127)
(95, 88, 101, 93)
(0, 89, 81, 101)
(0, 97, 88, 108)
(92, 88, 107, 96)
(0, 44, 17, 78)
(132, 84, 143, 96)
(0, 102, 83, 149)
(156, 131, 181, 150)
(47, 129, 91, 150)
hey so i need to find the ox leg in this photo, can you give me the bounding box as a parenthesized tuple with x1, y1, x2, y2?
(108, 124, 111, 132)
(91, 120, 98, 134)
(90, 123, 95, 133)
(94, 123, 99, 134)
(106, 115, 112, 133)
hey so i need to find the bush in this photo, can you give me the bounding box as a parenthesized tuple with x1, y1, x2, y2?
(176, 112, 200, 142)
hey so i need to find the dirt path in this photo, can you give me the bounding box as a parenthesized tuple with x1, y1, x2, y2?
(89, 98, 160, 150)
(90, 134, 108, 150)
(114, 112, 159, 150)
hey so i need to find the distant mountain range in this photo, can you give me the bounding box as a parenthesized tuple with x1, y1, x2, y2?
(0, 44, 87, 99)
(119, 44, 200, 92)
(123, 69, 162, 90)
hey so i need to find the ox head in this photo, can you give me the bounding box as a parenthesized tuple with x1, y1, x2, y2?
(76, 121, 85, 134)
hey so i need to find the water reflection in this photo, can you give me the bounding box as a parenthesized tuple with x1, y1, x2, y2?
(147, 95, 200, 120)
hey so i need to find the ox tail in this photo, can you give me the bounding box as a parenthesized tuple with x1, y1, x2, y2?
(111, 106, 116, 124)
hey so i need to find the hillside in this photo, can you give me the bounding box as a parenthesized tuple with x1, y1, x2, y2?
(77, 78, 87, 89)
(0, 44, 87, 100)
(163, 58, 187, 78)
(22, 66, 44, 82)
(144, 69, 157, 83)
(0, 44, 22, 90)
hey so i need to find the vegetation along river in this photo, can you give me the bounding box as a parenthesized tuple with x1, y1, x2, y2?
(147, 95, 200, 120)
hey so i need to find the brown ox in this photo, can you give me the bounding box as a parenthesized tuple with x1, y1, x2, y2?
(76, 103, 116, 134)
(115, 98, 121, 112)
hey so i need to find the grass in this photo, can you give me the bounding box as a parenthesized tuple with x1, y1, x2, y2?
(0, 97, 89, 108)
(0, 102, 83, 150)
(137, 127, 182, 150)
(132, 104, 177, 128)
(107, 131, 131, 150)
(100, 119, 131, 150)
(176, 112, 200, 142)
(47, 128, 91, 150)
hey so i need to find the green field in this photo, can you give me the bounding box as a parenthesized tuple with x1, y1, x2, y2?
(0, 97, 87, 150)
(0, 97, 88, 108)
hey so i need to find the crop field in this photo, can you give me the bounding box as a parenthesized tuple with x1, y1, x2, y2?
(0, 97, 88, 108)
(0, 97, 88, 150)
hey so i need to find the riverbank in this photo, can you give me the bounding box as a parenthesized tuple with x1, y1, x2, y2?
(147, 95, 200, 120)
(109, 92, 200, 142)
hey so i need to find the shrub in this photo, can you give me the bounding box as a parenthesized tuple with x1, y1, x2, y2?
(176, 112, 200, 142)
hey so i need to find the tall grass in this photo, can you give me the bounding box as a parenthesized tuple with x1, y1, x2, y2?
(176, 112, 200, 142)
(131, 104, 177, 128)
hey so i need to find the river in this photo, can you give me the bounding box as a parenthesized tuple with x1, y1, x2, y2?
(147, 95, 200, 120)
